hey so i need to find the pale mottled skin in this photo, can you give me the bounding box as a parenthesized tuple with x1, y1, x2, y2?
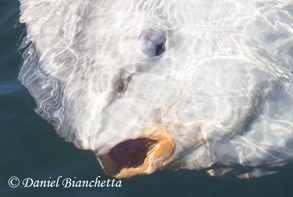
(19, 0, 293, 177)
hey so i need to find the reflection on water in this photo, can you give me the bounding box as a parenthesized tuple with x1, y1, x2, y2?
(1, 0, 293, 196)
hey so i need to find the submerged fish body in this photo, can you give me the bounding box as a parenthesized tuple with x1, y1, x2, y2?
(19, 0, 293, 178)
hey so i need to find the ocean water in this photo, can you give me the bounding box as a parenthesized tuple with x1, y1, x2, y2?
(1, 0, 293, 196)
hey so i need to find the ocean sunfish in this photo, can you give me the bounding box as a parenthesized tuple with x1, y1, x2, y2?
(18, 0, 293, 178)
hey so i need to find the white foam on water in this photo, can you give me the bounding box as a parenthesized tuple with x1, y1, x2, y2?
(18, 0, 293, 177)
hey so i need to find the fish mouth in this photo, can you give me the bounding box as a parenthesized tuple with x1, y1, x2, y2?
(98, 125, 175, 179)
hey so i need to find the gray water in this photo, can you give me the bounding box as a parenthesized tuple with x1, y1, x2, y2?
(1, 0, 293, 196)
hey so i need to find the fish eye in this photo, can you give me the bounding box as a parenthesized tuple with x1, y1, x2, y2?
(140, 29, 166, 57)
